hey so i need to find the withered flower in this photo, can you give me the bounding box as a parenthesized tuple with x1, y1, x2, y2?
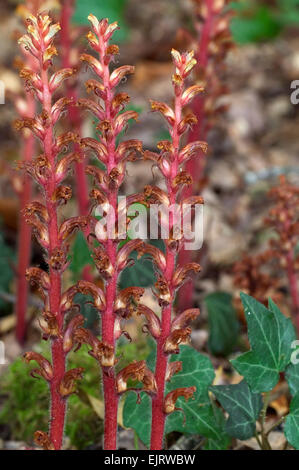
(23, 351, 53, 381)
(34, 431, 55, 451)
(114, 287, 145, 316)
(39, 311, 60, 339)
(165, 361, 183, 382)
(48, 248, 66, 273)
(164, 386, 196, 414)
(59, 215, 89, 242)
(136, 305, 161, 339)
(154, 276, 171, 306)
(63, 314, 85, 353)
(171, 308, 200, 330)
(93, 246, 114, 279)
(172, 263, 201, 289)
(116, 360, 146, 394)
(164, 328, 192, 354)
(59, 368, 84, 397)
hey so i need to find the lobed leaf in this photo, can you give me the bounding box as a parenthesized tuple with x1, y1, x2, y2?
(210, 380, 262, 440)
(231, 294, 296, 393)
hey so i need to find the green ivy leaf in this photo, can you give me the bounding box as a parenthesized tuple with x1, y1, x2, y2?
(231, 294, 296, 393)
(73, 0, 129, 43)
(123, 346, 229, 448)
(210, 380, 262, 440)
(285, 392, 299, 450)
(205, 292, 239, 356)
(203, 407, 231, 450)
(123, 392, 151, 447)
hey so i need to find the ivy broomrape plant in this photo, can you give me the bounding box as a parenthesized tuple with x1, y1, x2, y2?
(15, 13, 90, 450)
(12, 10, 299, 452)
(143, 49, 207, 449)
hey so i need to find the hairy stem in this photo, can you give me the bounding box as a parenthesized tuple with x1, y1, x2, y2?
(150, 80, 182, 450)
(99, 35, 119, 450)
(41, 67, 66, 450)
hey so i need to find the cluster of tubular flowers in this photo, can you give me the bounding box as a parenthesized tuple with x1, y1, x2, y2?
(70, 15, 158, 450)
(142, 49, 207, 450)
(15, 13, 91, 450)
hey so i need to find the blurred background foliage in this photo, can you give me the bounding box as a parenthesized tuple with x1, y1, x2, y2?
(230, 0, 299, 44)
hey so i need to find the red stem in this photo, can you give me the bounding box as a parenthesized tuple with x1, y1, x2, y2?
(40, 65, 66, 450)
(102, 257, 119, 450)
(150, 80, 182, 450)
(178, 0, 214, 311)
(16, 126, 34, 344)
(99, 38, 119, 450)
